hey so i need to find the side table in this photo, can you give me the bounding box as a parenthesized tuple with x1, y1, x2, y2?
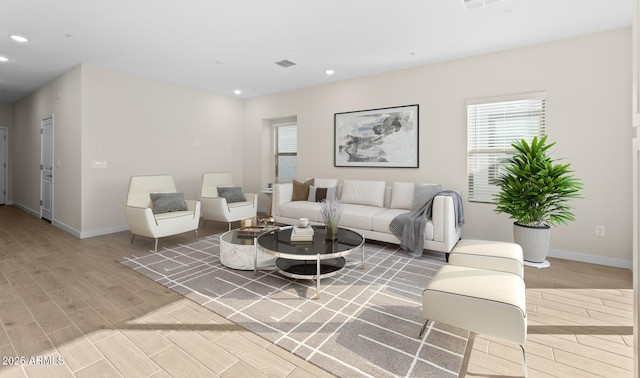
(219, 229, 275, 270)
(260, 188, 273, 216)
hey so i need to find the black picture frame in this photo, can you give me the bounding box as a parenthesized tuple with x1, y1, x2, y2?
(334, 104, 419, 168)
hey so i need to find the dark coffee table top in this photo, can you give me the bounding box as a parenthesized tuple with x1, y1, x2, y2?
(256, 225, 364, 259)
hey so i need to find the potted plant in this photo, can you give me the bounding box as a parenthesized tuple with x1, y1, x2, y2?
(493, 135, 583, 267)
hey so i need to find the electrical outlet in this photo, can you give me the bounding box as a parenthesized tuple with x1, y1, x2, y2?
(595, 225, 605, 237)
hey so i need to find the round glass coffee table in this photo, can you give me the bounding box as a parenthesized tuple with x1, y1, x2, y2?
(255, 225, 365, 299)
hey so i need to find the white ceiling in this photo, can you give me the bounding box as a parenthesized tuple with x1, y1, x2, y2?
(0, 0, 632, 103)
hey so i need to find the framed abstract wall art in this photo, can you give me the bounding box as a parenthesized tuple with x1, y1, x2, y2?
(334, 104, 419, 168)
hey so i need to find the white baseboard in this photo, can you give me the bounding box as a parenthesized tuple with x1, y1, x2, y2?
(80, 225, 129, 239)
(50, 221, 129, 239)
(12, 202, 39, 217)
(52, 220, 81, 238)
(11, 203, 129, 239)
(548, 248, 632, 270)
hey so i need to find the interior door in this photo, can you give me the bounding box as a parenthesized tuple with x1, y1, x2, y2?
(41, 117, 53, 222)
(0, 128, 6, 205)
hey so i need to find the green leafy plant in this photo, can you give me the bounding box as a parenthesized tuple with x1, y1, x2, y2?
(493, 135, 583, 227)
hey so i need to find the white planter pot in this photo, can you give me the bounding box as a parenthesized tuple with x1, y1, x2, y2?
(513, 222, 551, 266)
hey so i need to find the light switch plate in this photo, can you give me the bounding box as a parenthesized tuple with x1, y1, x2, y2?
(91, 160, 108, 169)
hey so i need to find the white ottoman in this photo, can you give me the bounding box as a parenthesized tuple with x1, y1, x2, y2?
(449, 239, 524, 278)
(420, 264, 527, 376)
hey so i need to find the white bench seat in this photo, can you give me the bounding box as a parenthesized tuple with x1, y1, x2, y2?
(420, 264, 528, 377)
(449, 238, 524, 278)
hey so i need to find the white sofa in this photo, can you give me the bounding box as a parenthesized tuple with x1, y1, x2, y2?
(272, 178, 462, 255)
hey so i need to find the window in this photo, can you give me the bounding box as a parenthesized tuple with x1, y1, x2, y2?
(467, 92, 546, 203)
(274, 123, 297, 183)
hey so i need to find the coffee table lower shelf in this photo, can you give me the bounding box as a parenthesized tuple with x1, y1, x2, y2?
(275, 257, 346, 280)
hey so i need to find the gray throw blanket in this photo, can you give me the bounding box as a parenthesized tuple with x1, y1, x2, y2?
(389, 190, 464, 257)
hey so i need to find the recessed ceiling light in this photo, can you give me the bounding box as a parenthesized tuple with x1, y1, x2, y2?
(325, 69, 335, 76)
(234, 89, 242, 95)
(10, 35, 28, 43)
(0, 56, 8, 62)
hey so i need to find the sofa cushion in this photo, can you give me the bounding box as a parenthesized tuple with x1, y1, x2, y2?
(217, 186, 247, 203)
(390, 182, 415, 210)
(340, 204, 386, 230)
(292, 179, 314, 201)
(279, 201, 323, 222)
(150, 192, 188, 214)
(341, 180, 386, 207)
(371, 208, 408, 233)
(308, 185, 337, 202)
(411, 184, 443, 211)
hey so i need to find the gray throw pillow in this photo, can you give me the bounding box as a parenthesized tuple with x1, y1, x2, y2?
(410, 184, 443, 211)
(218, 186, 247, 203)
(150, 192, 188, 214)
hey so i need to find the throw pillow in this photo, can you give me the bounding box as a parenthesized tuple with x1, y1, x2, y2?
(217, 186, 247, 203)
(307, 185, 337, 202)
(390, 182, 415, 210)
(341, 179, 386, 207)
(410, 184, 443, 211)
(292, 178, 314, 201)
(150, 192, 188, 214)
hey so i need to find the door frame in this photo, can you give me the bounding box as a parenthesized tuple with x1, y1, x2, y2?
(0, 127, 7, 205)
(41, 116, 53, 221)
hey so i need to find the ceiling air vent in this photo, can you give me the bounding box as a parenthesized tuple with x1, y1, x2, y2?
(275, 59, 297, 68)
(461, 0, 503, 10)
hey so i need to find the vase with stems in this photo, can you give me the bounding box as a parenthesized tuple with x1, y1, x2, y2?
(320, 199, 343, 241)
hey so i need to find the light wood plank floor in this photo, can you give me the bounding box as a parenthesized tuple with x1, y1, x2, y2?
(0, 205, 633, 377)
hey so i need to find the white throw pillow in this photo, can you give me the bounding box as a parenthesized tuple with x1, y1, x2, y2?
(390, 182, 415, 210)
(307, 185, 337, 202)
(313, 178, 339, 188)
(341, 180, 386, 207)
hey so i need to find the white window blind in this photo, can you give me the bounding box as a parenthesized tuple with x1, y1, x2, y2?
(275, 124, 297, 183)
(467, 93, 546, 203)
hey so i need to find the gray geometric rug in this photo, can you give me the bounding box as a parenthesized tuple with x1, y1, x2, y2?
(119, 234, 469, 377)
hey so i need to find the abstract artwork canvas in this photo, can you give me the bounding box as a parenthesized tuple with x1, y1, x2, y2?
(334, 104, 419, 168)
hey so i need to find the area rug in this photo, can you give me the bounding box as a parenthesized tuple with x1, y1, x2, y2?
(119, 234, 469, 377)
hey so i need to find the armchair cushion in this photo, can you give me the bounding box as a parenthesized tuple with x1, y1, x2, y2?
(217, 187, 247, 203)
(150, 192, 188, 214)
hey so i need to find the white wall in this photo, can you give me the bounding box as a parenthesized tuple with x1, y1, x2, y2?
(244, 28, 633, 267)
(80, 64, 245, 237)
(12, 66, 82, 231)
(10, 64, 245, 237)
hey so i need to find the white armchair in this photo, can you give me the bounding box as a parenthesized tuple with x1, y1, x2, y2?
(125, 175, 201, 252)
(200, 172, 257, 230)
